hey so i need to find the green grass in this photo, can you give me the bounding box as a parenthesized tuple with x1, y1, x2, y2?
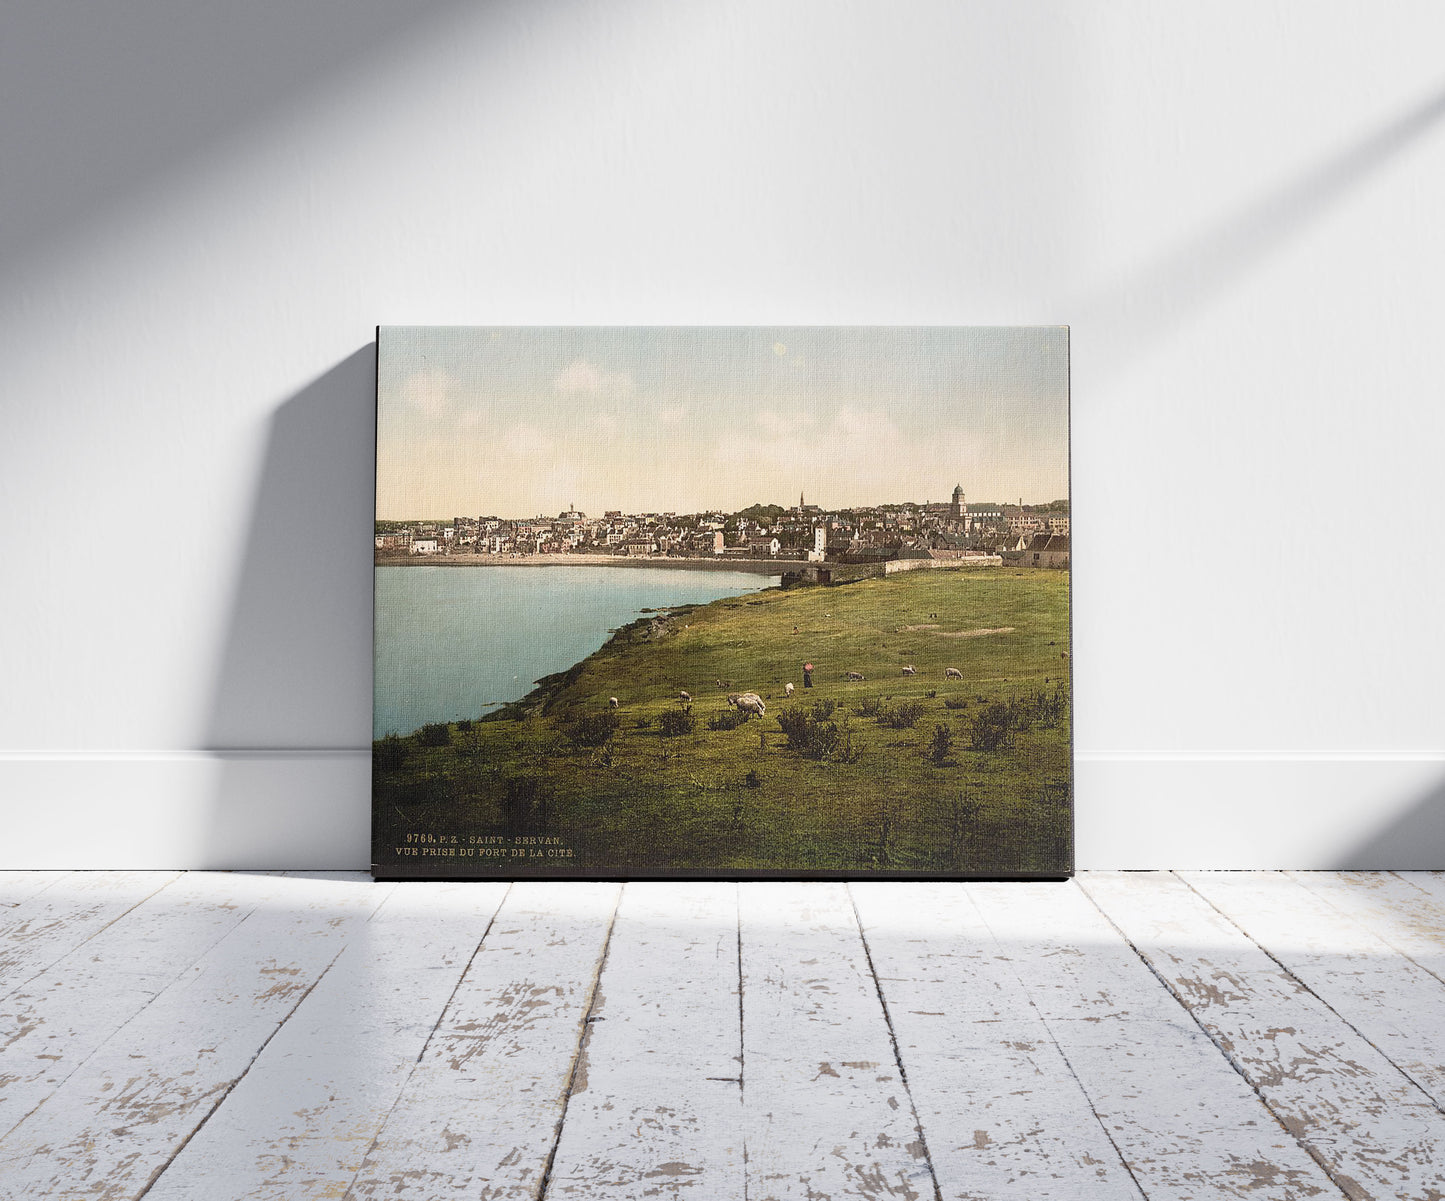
(374, 568, 1072, 875)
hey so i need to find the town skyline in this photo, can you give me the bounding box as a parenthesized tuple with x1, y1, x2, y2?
(376, 327, 1069, 521)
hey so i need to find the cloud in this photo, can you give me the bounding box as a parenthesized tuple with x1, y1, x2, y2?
(555, 358, 633, 398)
(503, 423, 553, 457)
(658, 404, 688, 426)
(756, 409, 818, 437)
(400, 368, 457, 418)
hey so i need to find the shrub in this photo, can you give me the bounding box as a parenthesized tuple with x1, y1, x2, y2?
(878, 700, 925, 729)
(776, 708, 841, 760)
(855, 694, 883, 718)
(925, 689, 937, 699)
(658, 707, 696, 737)
(562, 709, 621, 747)
(708, 709, 749, 732)
(926, 723, 953, 764)
(744, 769, 762, 789)
(810, 699, 837, 721)
(634, 715, 653, 729)
(418, 722, 451, 747)
(943, 697, 968, 710)
(969, 702, 1015, 752)
(500, 774, 549, 835)
(455, 718, 473, 732)
(372, 734, 408, 769)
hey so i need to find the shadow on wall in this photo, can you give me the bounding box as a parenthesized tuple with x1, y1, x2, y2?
(1335, 772, 1445, 871)
(0, 0, 474, 280)
(1075, 82, 1445, 380)
(201, 346, 377, 869)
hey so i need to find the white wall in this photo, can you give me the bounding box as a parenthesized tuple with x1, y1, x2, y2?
(3, 0, 1443, 869)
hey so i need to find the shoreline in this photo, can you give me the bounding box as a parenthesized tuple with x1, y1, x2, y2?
(375, 552, 788, 575)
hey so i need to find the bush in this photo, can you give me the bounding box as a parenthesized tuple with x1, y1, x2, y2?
(925, 689, 937, 699)
(969, 702, 1015, 752)
(658, 707, 696, 737)
(455, 718, 473, 732)
(943, 697, 968, 710)
(634, 715, 653, 729)
(855, 695, 883, 718)
(418, 722, 451, 747)
(561, 709, 621, 747)
(500, 774, 549, 835)
(810, 698, 836, 721)
(926, 723, 953, 764)
(878, 700, 925, 729)
(373, 734, 408, 769)
(708, 709, 749, 732)
(744, 769, 762, 789)
(776, 708, 841, 760)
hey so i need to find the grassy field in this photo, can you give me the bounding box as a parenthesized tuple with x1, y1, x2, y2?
(373, 567, 1071, 876)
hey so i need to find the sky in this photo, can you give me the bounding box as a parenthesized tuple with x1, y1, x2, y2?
(375, 327, 1069, 519)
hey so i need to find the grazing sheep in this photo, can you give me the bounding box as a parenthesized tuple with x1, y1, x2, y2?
(944, 667, 963, 680)
(846, 671, 865, 682)
(735, 692, 766, 717)
(726, 692, 742, 706)
(784, 682, 794, 697)
(609, 697, 619, 708)
(901, 665, 916, 676)
(679, 690, 692, 703)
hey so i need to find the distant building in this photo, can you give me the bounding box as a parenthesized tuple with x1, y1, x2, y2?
(807, 524, 827, 563)
(1026, 533, 1070, 568)
(410, 538, 440, 555)
(950, 484, 965, 520)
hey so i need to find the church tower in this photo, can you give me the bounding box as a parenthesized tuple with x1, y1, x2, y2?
(950, 483, 965, 520)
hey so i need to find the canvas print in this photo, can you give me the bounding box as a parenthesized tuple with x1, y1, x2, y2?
(373, 327, 1071, 878)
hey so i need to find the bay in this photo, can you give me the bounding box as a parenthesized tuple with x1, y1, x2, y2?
(374, 565, 779, 738)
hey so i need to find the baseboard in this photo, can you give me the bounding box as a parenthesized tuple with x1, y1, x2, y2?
(0, 751, 369, 870)
(1076, 752, 1445, 869)
(0, 751, 1442, 870)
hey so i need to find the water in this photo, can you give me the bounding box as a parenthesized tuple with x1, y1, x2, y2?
(374, 565, 779, 738)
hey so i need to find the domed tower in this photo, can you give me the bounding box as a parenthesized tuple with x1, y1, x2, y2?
(950, 483, 965, 520)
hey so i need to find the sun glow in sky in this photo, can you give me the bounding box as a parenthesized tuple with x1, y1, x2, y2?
(376, 327, 1069, 519)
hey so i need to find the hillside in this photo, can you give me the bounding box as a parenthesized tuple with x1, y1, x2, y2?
(373, 567, 1071, 876)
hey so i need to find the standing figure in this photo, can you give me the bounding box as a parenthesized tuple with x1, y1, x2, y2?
(803, 662, 814, 689)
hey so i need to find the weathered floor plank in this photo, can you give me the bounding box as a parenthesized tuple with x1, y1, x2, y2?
(1084, 871, 1445, 1200)
(1183, 870, 1445, 1112)
(143, 881, 510, 1201)
(0, 873, 390, 1199)
(345, 881, 621, 1200)
(972, 881, 1341, 1200)
(544, 882, 744, 1198)
(851, 881, 1143, 1200)
(0, 871, 69, 909)
(0, 871, 292, 1141)
(1288, 871, 1445, 983)
(740, 881, 936, 1201)
(0, 871, 182, 1001)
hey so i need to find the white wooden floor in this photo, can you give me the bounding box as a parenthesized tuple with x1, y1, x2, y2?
(2, 874, 1445, 1199)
